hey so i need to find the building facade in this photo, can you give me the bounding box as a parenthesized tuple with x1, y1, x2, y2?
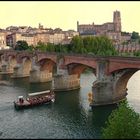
(77, 10, 131, 44)
(0, 31, 7, 50)
(6, 33, 35, 48)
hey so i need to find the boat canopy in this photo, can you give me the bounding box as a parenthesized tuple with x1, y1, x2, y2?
(18, 96, 23, 99)
(28, 90, 51, 97)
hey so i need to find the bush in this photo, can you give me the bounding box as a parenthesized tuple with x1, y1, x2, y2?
(102, 101, 140, 139)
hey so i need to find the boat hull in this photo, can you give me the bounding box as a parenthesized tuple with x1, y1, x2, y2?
(14, 99, 54, 110)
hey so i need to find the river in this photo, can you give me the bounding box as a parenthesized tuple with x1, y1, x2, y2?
(0, 71, 139, 139)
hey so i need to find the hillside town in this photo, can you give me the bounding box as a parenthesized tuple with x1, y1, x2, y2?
(0, 10, 138, 51)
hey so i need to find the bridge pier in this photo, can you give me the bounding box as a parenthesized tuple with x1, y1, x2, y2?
(0, 55, 17, 74)
(90, 60, 128, 107)
(29, 69, 52, 83)
(0, 57, 12, 74)
(11, 64, 30, 78)
(11, 57, 32, 78)
(90, 80, 127, 107)
(53, 74, 80, 91)
(53, 57, 80, 91)
(29, 56, 53, 83)
(0, 63, 14, 74)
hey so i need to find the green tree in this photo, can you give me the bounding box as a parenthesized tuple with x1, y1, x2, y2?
(46, 43, 55, 52)
(134, 50, 140, 57)
(36, 41, 47, 52)
(138, 38, 140, 44)
(102, 101, 140, 139)
(131, 31, 139, 40)
(15, 40, 29, 50)
(27, 45, 35, 52)
(54, 44, 64, 53)
(33, 35, 118, 56)
(70, 35, 117, 55)
(70, 35, 84, 53)
(94, 36, 118, 56)
(83, 36, 95, 53)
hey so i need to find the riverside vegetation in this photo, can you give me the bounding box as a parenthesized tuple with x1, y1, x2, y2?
(102, 101, 140, 139)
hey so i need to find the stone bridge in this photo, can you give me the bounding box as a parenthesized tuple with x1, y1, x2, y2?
(0, 50, 140, 107)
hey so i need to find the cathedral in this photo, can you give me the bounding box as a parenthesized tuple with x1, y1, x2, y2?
(77, 10, 131, 44)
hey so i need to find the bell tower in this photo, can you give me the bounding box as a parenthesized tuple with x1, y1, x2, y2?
(77, 21, 79, 32)
(113, 10, 121, 32)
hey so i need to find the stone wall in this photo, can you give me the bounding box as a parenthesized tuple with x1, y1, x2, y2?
(53, 74, 80, 91)
(30, 70, 52, 83)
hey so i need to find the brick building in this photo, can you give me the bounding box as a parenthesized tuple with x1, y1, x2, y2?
(77, 10, 131, 45)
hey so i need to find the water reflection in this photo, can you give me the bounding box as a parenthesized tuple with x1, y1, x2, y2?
(12, 77, 30, 91)
(29, 82, 52, 92)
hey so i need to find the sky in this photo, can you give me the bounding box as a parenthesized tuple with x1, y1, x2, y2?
(0, 1, 140, 33)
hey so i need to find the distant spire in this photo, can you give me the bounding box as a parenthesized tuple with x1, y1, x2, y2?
(77, 21, 79, 32)
(39, 23, 43, 29)
(77, 21, 79, 25)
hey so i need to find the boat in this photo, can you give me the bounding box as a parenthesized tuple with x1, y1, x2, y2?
(14, 90, 55, 110)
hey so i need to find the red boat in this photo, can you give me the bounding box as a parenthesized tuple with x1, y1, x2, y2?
(14, 90, 55, 110)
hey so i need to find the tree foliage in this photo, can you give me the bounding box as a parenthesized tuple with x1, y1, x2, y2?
(131, 31, 140, 40)
(35, 41, 47, 52)
(15, 40, 29, 50)
(102, 101, 140, 139)
(70, 35, 118, 56)
(14, 36, 118, 56)
(70, 35, 85, 53)
(134, 50, 140, 57)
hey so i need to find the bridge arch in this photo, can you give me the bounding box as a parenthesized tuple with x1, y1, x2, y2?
(8, 54, 17, 62)
(67, 63, 96, 78)
(7, 55, 17, 73)
(111, 68, 139, 99)
(108, 58, 140, 74)
(37, 58, 57, 73)
(21, 57, 32, 76)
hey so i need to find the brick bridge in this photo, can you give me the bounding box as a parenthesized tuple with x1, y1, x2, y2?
(0, 50, 140, 106)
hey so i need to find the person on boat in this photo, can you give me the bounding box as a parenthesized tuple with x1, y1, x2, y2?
(19, 96, 24, 104)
